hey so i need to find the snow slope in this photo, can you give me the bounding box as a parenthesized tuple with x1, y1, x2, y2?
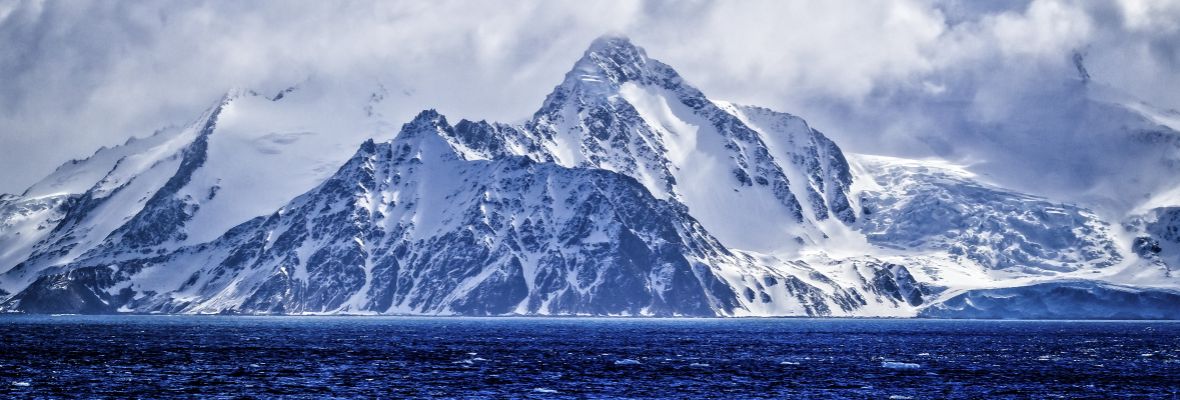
(0, 83, 392, 294)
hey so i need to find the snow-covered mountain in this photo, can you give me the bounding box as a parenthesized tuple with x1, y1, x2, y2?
(1, 111, 929, 316)
(0, 84, 391, 296)
(438, 37, 859, 255)
(2, 36, 1178, 317)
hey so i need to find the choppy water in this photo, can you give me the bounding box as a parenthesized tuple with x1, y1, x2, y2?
(0, 316, 1178, 398)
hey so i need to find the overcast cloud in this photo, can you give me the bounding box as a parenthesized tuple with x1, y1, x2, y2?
(1, 0, 1178, 197)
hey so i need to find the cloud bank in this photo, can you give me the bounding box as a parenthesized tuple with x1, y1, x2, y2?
(1, 0, 1178, 203)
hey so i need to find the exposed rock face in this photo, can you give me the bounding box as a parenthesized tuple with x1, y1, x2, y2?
(3, 266, 132, 314)
(1126, 207, 1180, 276)
(1143, 208, 1180, 248)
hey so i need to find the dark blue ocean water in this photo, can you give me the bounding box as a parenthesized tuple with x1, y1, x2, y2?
(0, 317, 1178, 399)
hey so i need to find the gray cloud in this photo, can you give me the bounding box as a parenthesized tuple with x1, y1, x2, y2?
(1, 0, 1178, 203)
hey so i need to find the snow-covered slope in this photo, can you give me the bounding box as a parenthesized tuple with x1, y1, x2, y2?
(0, 101, 222, 294)
(0, 193, 70, 291)
(487, 36, 859, 255)
(0, 84, 389, 294)
(855, 155, 1123, 274)
(845, 154, 1180, 300)
(2, 36, 1177, 318)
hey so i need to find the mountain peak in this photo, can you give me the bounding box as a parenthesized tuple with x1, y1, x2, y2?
(388, 109, 460, 163)
(534, 35, 684, 118)
(565, 35, 662, 87)
(408, 108, 446, 126)
(585, 35, 641, 55)
(397, 109, 450, 138)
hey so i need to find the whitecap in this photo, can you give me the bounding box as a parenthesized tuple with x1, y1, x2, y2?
(881, 361, 921, 370)
(614, 359, 642, 366)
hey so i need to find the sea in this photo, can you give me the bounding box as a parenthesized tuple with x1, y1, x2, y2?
(0, 316, 1177, 399)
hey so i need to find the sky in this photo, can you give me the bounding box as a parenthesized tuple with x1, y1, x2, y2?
(1, 0, 1179, 200)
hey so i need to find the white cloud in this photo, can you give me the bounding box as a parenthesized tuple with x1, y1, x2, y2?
(0, 0, 1177, 201)
(989, 0, 1093, 58)
(1118, 0, 1180, 31)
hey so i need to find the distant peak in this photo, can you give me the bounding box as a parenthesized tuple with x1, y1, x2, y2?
(533, 35, 695, 117)
(344, 137, 380, 161)
(405, 109, 448, 130)
(223, 87, 250, 101)
(387, 110, 462, 163)
(586, 35, 639, 53)
(578, 35, 648, 69)
(548, 34, 674, 95)
(392, 109, 453, 146)
(358, 138, 377, 154)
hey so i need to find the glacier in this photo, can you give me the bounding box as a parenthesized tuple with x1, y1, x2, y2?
(1, 36, 1178, 318)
